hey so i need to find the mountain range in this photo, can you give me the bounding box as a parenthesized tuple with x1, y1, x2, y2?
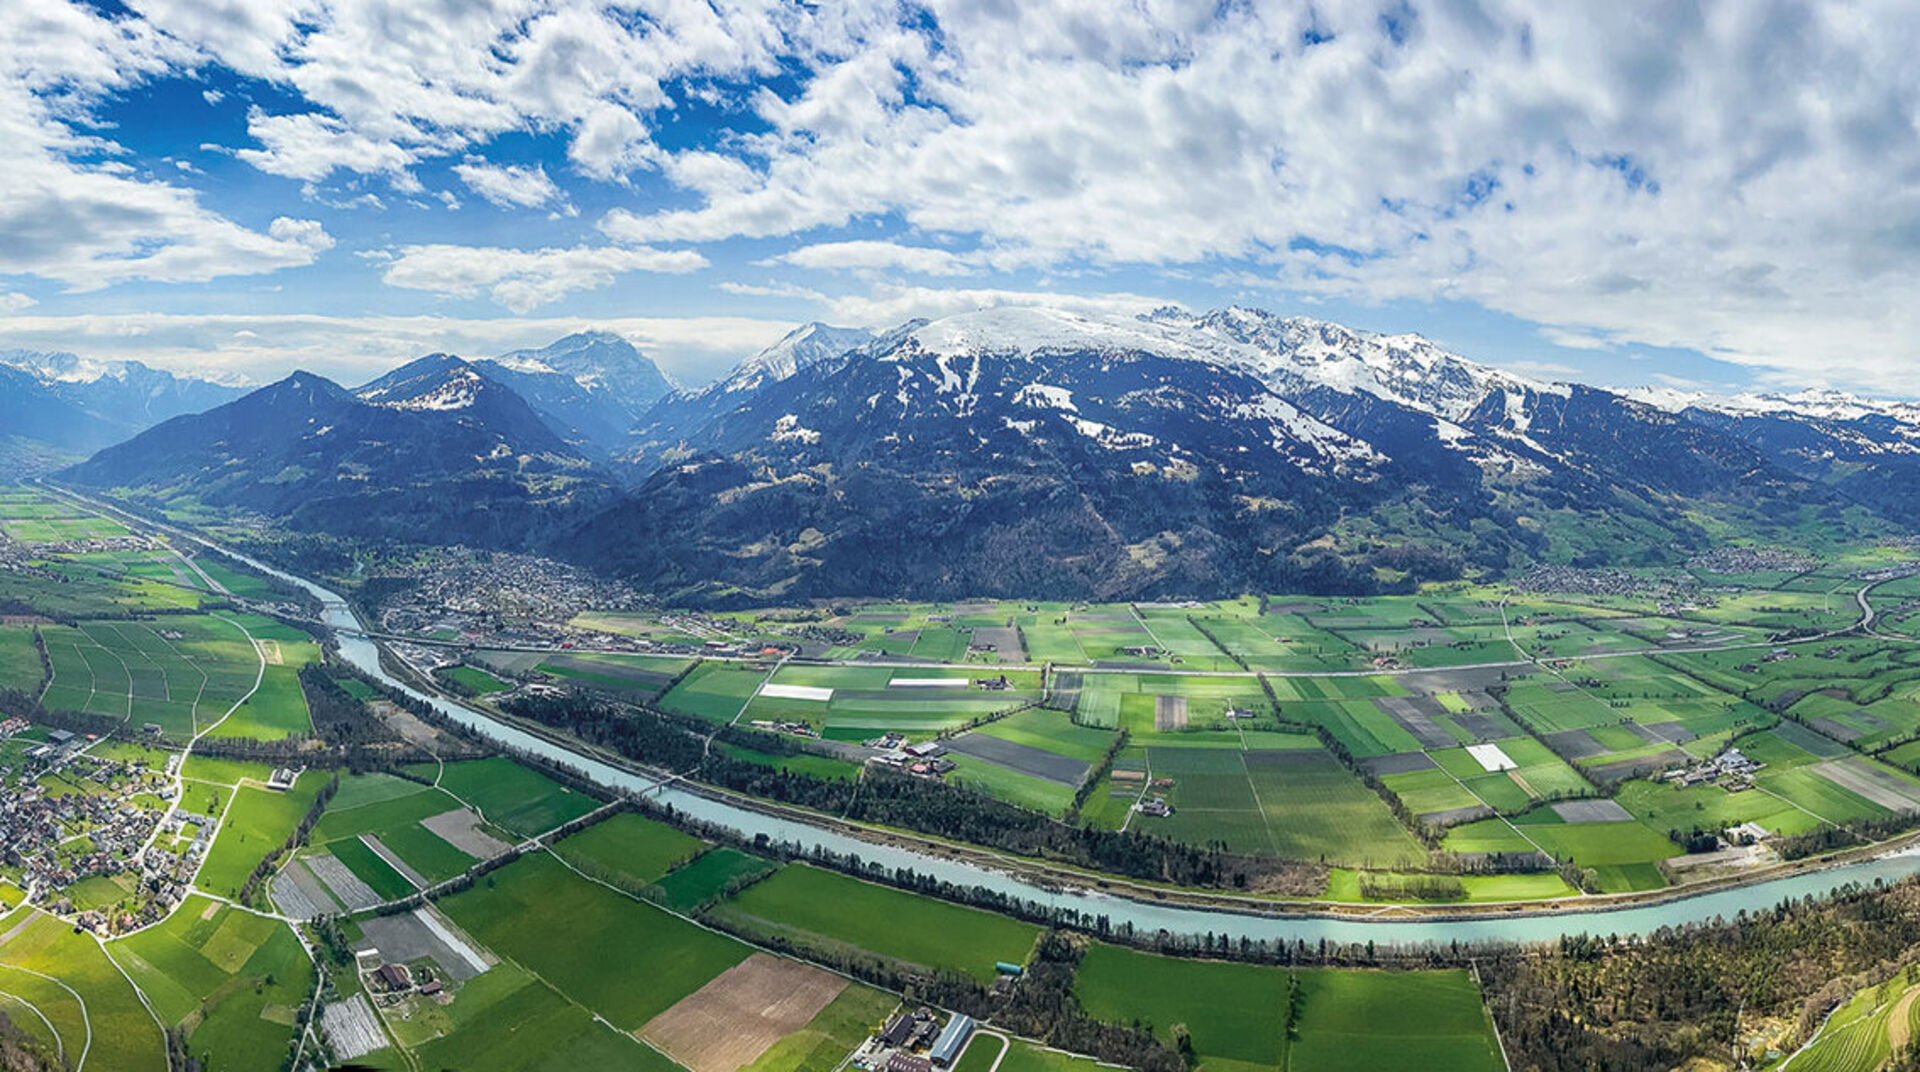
(0, 351, 245, 469)
(52, 312, 1920, 603)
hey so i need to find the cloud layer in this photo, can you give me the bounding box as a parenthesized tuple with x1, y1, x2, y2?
(4, 1, 1920, 391)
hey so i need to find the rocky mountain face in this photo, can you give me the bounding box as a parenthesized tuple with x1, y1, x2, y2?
(64, 359, 609, 547)
(560, 307, 1859, 604)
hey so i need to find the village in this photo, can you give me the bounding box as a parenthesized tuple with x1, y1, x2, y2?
(0, 720, 195, 932)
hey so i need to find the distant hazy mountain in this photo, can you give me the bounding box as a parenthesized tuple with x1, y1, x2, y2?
(64, 361, 609, 546)
(0, 350, 244, 467)
(477, 331, 674, 456)
(1627, 387, 1920, 521)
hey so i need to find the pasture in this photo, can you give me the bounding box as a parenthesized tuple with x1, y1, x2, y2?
(1073, 945, 1503, 1072)
(715, 865, 1041, 984)
(553, 812, 705, 890)
(439, 850, 751, 1031)
(107, 896, 313, 1071)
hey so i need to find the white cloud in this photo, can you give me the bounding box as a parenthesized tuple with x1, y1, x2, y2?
(0, 5, 332, 289)
(237, 108, 418, 184)
(0, 292, 37, 314)
(379, 244, 708, 313)
(452, 161, 565, 211)
(769, 240, 975, 276)
(816, 284, 1171, 330)
(0, 311, 799, 386)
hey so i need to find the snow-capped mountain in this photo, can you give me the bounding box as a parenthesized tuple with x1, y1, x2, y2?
(0, 349, 244, 436)
(720, 322, 875, 394)
(622, 322, 875, 469)
(52, 303, 1896, 602)
(474, 332, 677, 457)
(562, 303, 1853, 604)
(1617, 385, 1920, 521)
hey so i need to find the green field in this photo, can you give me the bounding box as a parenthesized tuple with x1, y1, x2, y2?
(417, 757, 601, 837)
(107, 896, 313, 1070)
(440, 850, 750, 1030)
(554, 812, 705, 890)
(1074, 944, 1503, 1072)
(198, 772, 329, 900)
(0, 911, 168, 1071)
(653, 847, 779, 911)
(716, 865, 1042, 984)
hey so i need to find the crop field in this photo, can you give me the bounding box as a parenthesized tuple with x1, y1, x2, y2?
(1071, 672, 1273, 735)
(0, 514, 131, 542)
(742, 984, 900, 1072)
(553, 812, 705, 890)
(1777, 973, 1920, 1072)
(0, 910, 168, 1072)
(659, 661, 777, 722)
(739, 664, 1043, 740)
(308, 777, 489, 883)
(108, 896, 313, 1070)
(440, 851, 751, 1031)
(403, 958, 674, 1072)
(36, 614, 268, 737)
(528, 652, 695, 700)
(424, 757, 601, 836)
(1136, 740, 1427, 867)
(1074, 944, 1501, 1072)
(714, 865, 1041, 984)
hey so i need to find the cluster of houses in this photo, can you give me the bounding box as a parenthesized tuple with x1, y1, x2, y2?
(1663, 747, 1765, 791)
(359, 950, 449, 1005)
(2, 748, 190, 931)
(856, 1009, 978, 1072)
(871, 739, 957, 780)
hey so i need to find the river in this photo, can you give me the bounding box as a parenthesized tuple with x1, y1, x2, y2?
(217, 541, 1920, 948)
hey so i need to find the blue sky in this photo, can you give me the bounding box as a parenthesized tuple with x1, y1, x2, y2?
(2, 1, 1916, 393)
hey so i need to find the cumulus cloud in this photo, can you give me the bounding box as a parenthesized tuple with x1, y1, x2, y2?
(768, 240, 975, 276)
(817, 284, 1170, 329)
(0, 2, 332, 289)
(452, 161, 566, 211)
(379, 244, 708, 313)
(15, 0, 1920, 391)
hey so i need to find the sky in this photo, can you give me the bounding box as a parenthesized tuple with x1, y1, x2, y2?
(2, 0, 1918, 394)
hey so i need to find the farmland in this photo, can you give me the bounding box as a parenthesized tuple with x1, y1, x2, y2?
(1073, 944, 1504, 1072)
(712, 865, 1042, 984)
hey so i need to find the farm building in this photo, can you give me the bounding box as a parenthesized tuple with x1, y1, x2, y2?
(887, 1055, 933, 1072)
(929, 1015, 974, 1067)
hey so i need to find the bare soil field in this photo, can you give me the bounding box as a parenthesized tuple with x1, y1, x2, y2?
(639, 953, 847, 1072)
(422, 807, 514, 857)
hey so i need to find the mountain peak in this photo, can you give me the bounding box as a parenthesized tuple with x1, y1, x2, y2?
(717, 321, 874, 394)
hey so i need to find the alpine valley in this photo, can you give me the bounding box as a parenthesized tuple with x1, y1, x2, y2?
(59, 309, 1910, 604)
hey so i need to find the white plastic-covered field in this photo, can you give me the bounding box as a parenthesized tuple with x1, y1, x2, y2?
(1466, 742, 1517, 772)
(758, 683, 834, 701)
